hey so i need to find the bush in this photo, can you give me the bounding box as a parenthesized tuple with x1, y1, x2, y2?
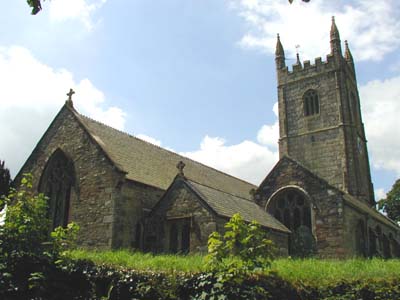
(0, 174, 80, 299)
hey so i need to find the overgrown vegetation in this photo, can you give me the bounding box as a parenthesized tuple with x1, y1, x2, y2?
(1, 176, 400, 299)
(0, 174, 80, 299)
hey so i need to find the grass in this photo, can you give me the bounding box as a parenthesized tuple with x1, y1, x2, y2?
(67, 249, 205, 273)
(67, 249, 400, 283)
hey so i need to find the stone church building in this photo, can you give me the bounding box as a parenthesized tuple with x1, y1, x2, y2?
(16, 18, 400, 258)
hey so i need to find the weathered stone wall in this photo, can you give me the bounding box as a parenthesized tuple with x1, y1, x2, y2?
(258, 159, 346, 258)
(146, 181, 217, 253)
(277, 53, 374, 204)
(343, 203, 400, 257)
(114, 180, 164, 248)
(16, 106, 125, 248)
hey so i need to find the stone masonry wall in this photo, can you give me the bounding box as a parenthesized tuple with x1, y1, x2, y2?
(16, 106, 125, 248)
(114, 180, 164, 248)
(147, 181, 217, 253)
(258, 159, 346, 258)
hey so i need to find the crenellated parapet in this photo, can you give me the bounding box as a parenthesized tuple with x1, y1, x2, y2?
(275, 17, 356, 85)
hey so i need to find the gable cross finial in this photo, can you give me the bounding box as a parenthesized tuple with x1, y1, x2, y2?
(176, 160, 186, 176)
(66, 88, 75, 107)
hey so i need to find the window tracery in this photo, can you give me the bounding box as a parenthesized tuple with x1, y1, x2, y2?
(39, 150, 76, 230)
(303, 90, 319, 116)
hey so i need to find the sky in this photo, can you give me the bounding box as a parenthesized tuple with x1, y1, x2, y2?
(1, 0, 400, 200)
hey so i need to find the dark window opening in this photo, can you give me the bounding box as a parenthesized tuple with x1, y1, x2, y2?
(169, 223, 178, 253)
(39, 149, 76, 230)
(267, 189, 314, 256)
(304, 90, 319, 116)
(355, 220, 366, 257)
(181, 222, 191, 254)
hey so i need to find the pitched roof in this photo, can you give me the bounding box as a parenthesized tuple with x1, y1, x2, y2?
(72, 109, 256, 199)
(186, 179, 290, 233)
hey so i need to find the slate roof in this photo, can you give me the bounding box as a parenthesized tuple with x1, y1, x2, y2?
(73, 109, 256, 199)
(187, 179, 290, 233)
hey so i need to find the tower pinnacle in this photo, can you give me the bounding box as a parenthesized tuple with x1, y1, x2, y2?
(330, 16, 342, 56)
(275, 34, 286, 69)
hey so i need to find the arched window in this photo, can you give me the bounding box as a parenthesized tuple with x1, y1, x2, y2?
(267, 188, 315, 256)
(382, 234, 391, 259)
(350, 92, 359, 124)
(135, 223, 143, 250)
(39, 149, 76, 230)
(303, 90, 319, 116)
(354, 220, 366, 257)
(169, 223, 178, 253)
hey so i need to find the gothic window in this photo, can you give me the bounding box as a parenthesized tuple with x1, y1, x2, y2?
(368, 227, 377, 256)
(168, 218, 191, 254)
(382, 234, 391, 259)
(303, 90, 319, 116)
(135, 223, 144, 250)
(354, 220, 366, 257)
(39, 149, 76, 230)
(267, 189, 314, 256)
(169, 223, 178, 253)
(181, 221, 191, 254)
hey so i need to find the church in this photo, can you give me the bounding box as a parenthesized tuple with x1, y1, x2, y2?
(15, 18, 400, 258)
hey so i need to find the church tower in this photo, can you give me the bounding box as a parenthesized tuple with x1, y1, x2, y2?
(275, 17, 375, 205)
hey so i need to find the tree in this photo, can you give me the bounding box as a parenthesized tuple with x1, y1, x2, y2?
(0, 160, 12, 209)
(378, 179, 400, 223)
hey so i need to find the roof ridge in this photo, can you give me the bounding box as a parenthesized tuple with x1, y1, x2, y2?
(187, 178, 255, 203)
(78, 112, 257, 188)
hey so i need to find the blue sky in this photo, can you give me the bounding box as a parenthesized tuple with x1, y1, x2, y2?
(1, 0, 399, 199)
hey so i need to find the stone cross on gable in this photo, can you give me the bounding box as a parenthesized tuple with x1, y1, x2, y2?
(66, 88, 75, 107)
(176, 161, 186, 176)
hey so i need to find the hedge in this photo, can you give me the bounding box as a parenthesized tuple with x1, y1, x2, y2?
(1, 254, 399, 300)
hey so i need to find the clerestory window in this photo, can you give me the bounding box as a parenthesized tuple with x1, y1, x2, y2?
(303, 90, 319, 116)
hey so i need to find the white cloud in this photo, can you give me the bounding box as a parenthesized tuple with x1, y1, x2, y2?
(257, 102, 279, 148)
(232, 0, 400, 62)
(360, 76, 400, 176)
(181, 134, 278, 185)
(0, 46, 126, 177)
(375, 188, 387, 201)
(136, 134, 162, 147)
(49, 0, 106, 30)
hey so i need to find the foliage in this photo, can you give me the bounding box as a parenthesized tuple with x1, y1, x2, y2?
(378, 179, 400, 223)
(0, 174, 80, 299)
(0, 160, 12, 210)
(206, 213, 276, 273)
(194, 214, 277, 299)
(27, 0, 43, 15)
(0, 174, 50, 255)
(290, 225, 317, 258)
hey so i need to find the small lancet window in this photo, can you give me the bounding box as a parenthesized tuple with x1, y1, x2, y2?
(303, 90, 319, 116)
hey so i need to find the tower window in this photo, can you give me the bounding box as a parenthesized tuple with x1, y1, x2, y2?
(303, 90, 319, 116)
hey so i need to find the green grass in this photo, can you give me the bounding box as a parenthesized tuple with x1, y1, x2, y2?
(67, 249, 400, 283)
(67, 249, 205, 273)
(273, 258, 400, 284)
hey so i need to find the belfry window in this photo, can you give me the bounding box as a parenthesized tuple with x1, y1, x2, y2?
(39, 149, 77, 230)
(303, 90, 319, 116)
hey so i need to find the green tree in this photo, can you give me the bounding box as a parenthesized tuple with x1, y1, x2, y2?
(0, 160, 12, 211)
(378, 179, 400, 223)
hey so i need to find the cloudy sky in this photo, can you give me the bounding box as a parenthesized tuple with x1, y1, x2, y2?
(1, 0, 400, 200)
